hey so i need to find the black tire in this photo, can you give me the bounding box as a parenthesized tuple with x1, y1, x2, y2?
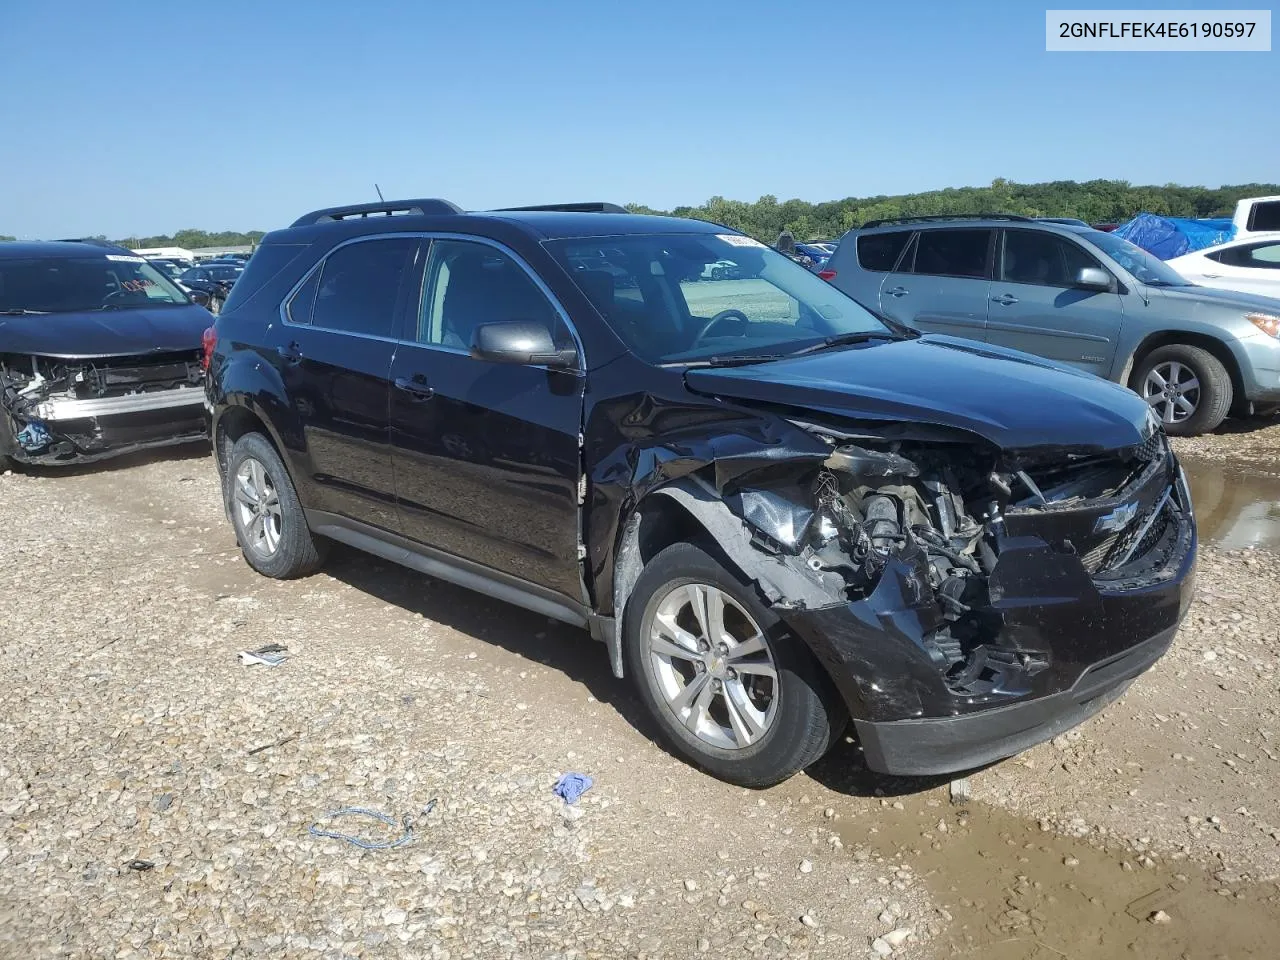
(226, 432, 327, 578)
(1132, 344, 1232, 437)
(623, 542, 846, 787)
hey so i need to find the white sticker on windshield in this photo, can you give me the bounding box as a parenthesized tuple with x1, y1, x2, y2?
(105, 254, 146, 263)
(717, 234, 766, 248)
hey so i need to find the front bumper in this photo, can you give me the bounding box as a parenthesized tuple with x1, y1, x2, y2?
(781, 461, 1196, 777)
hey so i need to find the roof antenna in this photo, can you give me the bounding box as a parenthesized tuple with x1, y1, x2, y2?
(374, 183, 385, 202)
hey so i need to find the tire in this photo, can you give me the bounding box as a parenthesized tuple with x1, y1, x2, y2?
(623, 542, 846, 787)
(226, 433, 327, 578)
(1132, 344, 1232, 437)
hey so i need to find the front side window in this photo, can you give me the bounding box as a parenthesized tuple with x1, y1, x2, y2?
(1001, 230, 1101, 287)
(547, 232, 893, 364)
(856, 231, 912, 272)
(415, 239, 568, 349)
(909, 229, 992, 279)
(310, 237, 416, 337)
(0, 254, 190, 313)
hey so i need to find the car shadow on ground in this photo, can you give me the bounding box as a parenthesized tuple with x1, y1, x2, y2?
(325, 545, 947, 798)
(12, 441, 212, 478)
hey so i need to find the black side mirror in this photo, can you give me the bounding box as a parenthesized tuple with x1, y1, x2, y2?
(189, 290, 211, 307)
(1073, 266, 1112, 291)
(471, 321, 578, 369)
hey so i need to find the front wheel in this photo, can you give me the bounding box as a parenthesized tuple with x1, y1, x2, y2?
(623, 542, 846, 787)
(226, 433, 327, 578)
(1133, 344, 1232, 437)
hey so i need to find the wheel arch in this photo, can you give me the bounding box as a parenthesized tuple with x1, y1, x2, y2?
(1124, 331, 1248, 417)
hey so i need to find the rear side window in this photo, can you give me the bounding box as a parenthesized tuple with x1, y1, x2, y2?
(856, 232, 912, 271)
(1248, 201, 1280, 233)
(911, 229, 992, 279)
(310, 237, 417, 337)
(1208, 241, 1280, 269)
(285, 268, 321, 324)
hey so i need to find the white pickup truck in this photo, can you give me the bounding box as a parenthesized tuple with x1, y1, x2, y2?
(1234, 195, 1280, 238)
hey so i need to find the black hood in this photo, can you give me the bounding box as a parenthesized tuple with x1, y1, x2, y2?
(0, 304, 210, 358)
(684, 335, 1152, 452)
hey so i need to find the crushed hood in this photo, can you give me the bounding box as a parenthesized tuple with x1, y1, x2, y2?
(684, 335, 1151, 452)
(0, 305, 210, 358)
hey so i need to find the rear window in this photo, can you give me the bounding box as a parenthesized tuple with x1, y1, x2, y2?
(856, 232, 912, 271)
(910, 229, 992, 279)
(1248, 201, 1280, 233)
(220, 243, 309, 313)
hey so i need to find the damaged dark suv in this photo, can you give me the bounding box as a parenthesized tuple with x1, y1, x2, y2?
(206, 199, 1196, 787)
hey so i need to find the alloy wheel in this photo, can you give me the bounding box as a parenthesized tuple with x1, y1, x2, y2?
(233, 457, 283, 557)
(1143, 360, 1201, 425)
(646, 583, 779, 750)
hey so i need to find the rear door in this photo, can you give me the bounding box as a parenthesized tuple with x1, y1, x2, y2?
(387, 237, 585, 600)
(985, 229, 1125, 376)
(273, 235, 419, 533)
(877, 228, 993, 341)
(1202, 239, 1280, 297)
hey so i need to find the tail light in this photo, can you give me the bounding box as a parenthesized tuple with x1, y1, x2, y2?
(817, 269, 837, 282)
(201, 326, 217, 372)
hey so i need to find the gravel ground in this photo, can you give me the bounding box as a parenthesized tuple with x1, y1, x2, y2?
(3, 438, 1280, 958)
(0, 451, 929, 960)
(1171, 413, 1280, 473)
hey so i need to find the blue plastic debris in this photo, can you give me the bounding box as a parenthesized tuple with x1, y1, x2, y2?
(308, 806, 414, 850)
(16, 421, 51, 452)
(553, 772, 594, 804)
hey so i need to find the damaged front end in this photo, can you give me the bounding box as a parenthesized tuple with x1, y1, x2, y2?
(0, 352, 207, 465)
(620, 418, 1194, 777)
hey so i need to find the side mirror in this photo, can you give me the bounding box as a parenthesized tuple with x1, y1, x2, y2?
(471, 321, 578, 369)
(189, 289, 211, 307)
(1073, 266, 1112, 291)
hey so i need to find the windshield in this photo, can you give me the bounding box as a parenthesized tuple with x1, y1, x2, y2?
(0, 254, 190, 313)
(1086, 231, 1192, 286)
(547, 233, 892, 364)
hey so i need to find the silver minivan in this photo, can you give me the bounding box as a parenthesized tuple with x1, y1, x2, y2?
(821, 215, 1280, 435)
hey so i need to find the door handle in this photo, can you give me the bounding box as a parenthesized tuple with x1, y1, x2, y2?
(991, 294, 1020, 306)
(276, 340, 303, 363)
(394, 374, 435, 401)
(1201, 273, 1221, 279)
(885, 286, 910, 298)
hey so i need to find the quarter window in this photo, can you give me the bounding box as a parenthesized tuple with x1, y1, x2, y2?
(310, 237, 416, 337)
(1001, 230, 1101, 287)
(910, 229, 992, 279)
(416, 239, 568, 349)
(1208, 242, 1280, 270)
(286, 267, 321, 324)
(856, 232, 912, 272)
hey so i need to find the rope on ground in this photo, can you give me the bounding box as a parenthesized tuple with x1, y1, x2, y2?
(308, 806, 416, 850)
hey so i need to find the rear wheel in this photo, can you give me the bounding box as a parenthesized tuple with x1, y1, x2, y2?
(1134, 344, 1232, 436)
(227, 433, 327, 578)
(624, 542, 845, 787)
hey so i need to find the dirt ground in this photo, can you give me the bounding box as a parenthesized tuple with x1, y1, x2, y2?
(2, 421, 1280, 959)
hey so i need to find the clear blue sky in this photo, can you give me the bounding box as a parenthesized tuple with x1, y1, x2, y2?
(1, 0, 1274, 239)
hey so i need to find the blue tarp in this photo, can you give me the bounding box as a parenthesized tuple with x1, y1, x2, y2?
(1111, 213, 1234, 260)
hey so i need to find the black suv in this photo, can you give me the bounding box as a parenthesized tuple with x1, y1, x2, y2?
(206, 198, 1196, 787)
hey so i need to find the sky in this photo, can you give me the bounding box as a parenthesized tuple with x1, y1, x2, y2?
(0, 0, 1275, 239)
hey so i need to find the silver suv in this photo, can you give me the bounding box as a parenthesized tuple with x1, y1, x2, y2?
(821, 214, 1280, 435)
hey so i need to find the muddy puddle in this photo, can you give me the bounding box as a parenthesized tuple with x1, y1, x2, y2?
(1182, 458, 1280, 552)
(840, 797, 1280, 959)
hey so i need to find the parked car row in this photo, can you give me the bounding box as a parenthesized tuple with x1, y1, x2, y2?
(818, 214, 1280, 435)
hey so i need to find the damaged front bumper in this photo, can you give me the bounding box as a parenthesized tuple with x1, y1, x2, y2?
(1, 353, 207, 465)
(781, 468, 1196, 776)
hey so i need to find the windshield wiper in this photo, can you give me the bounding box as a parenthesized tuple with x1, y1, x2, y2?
(787, 331, 899, 357)
(0, 308, 50, 315)
(706, 353, 789, 367)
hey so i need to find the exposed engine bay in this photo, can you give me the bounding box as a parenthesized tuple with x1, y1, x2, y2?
(618, 421, 1191, 709)
(0, 352, 206, 464)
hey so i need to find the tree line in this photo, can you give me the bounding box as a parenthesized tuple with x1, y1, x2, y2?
(6, 179, 1279, 246)
(625, 178, 1280, 242)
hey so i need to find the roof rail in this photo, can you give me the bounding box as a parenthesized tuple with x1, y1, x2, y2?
(860, 213, 1034, 229)
(55, 237, 133, 250)
(290, 198, 462, 228)
(493, 202, 630, 214)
